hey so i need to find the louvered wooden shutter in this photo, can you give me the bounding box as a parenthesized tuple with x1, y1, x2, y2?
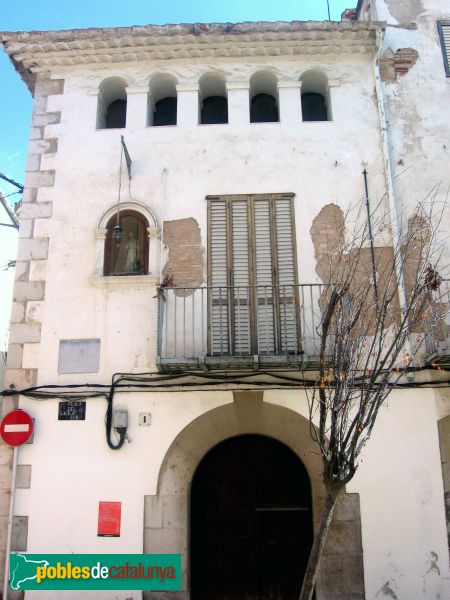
(231, 199, 251, 354)
(209, 199, 230, 354)
(273, 196, 300, 353)
(208, 194, 298, 356)
(438, 22, 450, 77)
(253, 197, 276, 353)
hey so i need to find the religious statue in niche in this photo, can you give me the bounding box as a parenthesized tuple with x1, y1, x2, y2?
(112, 216, 143, 274)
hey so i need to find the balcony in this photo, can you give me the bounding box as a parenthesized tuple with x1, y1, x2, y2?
(156, 281, 450, 374)
(425, 279, 450, 368)
(157, 284, 325, 372)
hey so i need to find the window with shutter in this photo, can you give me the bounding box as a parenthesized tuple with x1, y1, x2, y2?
(438, 22, 450, 77)
(207, 194, 300, 357)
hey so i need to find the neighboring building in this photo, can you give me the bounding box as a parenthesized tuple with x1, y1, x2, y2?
(0, 0, 449, 598)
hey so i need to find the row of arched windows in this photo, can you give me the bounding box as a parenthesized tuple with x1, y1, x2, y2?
(96, 70, 331, 129)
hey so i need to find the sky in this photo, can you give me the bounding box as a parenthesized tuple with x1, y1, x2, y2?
(0, 0, 354, 203)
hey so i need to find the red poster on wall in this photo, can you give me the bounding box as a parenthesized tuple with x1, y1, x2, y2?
(98, 501, 121, 537)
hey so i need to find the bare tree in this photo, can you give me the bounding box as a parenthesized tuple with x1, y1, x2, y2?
(299, 193, 449, 600)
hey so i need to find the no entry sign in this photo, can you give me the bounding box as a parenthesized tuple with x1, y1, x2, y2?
(0, 410, 33, 446)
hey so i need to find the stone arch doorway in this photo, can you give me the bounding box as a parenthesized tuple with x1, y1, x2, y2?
(143, 393, 365, 599)
(190, 434, 313, 600)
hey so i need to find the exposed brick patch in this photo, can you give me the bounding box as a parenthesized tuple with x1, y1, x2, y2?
(163, 218, 204, 294)
(310, 204, 401, 335)
(380, 47, 418, 82)
(394, 48, 419, 76)
(341, 9, 357, 21)
(380, 48, 396, 82)
(310, 203, 345, 282)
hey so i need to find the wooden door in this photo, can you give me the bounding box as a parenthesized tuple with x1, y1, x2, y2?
(190, 435, 313, 600)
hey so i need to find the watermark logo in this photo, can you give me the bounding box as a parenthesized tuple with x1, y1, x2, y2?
(10, 554, 182, 590)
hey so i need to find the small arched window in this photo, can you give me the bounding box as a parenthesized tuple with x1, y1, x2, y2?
(300, 70, 331, 122)
(149, 74, 178, 126)
(250, 71, 279, 123)
(199, 73, 228, 124)
(104, 210, 149, 275)
(97, 78, 127, 129)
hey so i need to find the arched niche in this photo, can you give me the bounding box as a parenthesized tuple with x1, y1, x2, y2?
(249, 70, 279, 123)
(95, 201, 160, 277)
(199, 72, 228, 124)
(96, 77, 128, 129)
(148, 74, 178, 126)
(143, 394, 365, 599)
(300, 69, 331, 122)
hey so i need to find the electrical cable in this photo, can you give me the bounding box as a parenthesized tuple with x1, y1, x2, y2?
(2, 365, 448, 402)
(2, 366, 448, 451)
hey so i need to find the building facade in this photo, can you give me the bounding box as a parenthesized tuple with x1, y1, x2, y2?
(1, 0, 450, 598)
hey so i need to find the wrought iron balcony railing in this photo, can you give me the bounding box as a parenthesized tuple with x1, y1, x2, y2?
(157, 284, 326, 371)
(424, 279, 450, 368)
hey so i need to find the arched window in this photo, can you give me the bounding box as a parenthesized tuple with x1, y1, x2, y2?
(250, 71, 279, 123)
(97, 77, 127, 129)
(103, 210, 149, 275)
(149, 74, 178, 126)
(199, 73, 228, 124)
(300, 70, 331, 122)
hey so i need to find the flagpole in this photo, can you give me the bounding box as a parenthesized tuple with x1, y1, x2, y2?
(327, 0, 331, 20)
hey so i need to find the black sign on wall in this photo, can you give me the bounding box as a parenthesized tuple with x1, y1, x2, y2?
(58, 401, 86, 421)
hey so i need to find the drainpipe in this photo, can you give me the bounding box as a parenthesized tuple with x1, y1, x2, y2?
(373, 28, 414, 379)
(363, 168, 379, 308)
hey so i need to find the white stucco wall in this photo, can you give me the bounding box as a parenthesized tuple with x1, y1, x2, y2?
(348, 388, 450, 599)
(15, 388, 450, 599)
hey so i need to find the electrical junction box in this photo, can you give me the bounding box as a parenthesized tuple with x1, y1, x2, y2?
(112, 408, 128, 429)
(139, 412, 152, 426)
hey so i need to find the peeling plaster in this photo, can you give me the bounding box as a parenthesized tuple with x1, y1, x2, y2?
(386, 0, 424, 23)
(163, 217, 204, 295)
(380, 47, 419, 82)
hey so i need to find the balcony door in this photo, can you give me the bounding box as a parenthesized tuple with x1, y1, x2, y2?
(207, 193, 300, 356)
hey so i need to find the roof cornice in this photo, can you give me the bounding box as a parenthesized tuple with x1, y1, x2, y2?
(1, 20, 386, 95)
